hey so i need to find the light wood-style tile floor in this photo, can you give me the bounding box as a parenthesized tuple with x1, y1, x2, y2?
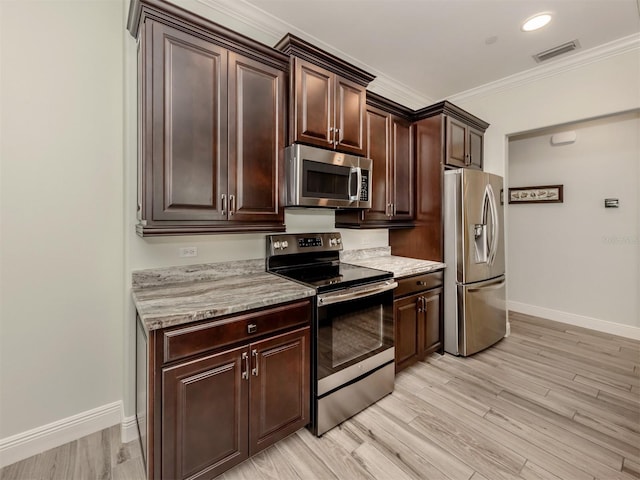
(2, 313, 639, 480)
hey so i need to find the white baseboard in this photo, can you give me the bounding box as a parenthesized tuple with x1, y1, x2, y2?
(508, 301, 640, 340)
(0, 401, 122, 468)
(120, 412, 139, 444)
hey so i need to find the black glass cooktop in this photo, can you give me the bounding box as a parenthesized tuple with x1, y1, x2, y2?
(275, 262, 392, 293)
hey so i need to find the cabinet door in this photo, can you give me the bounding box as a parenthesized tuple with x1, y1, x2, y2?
(292, 58, 333, 148)
(445, 116, 468, 168)
(334, 76, 366, 155)
(227, 53, 285, 224)
(150, 21, 228, 222)
(162, 346, 248, 480)
(390, 116, 414, 220)
(249, 327, 310, 455)
(420, 288, 443, 356)
(390, 117, 443, 261)
(468, 126, 484, 170)
(363, 107, 391, 221)
(394, 295, 420, 373)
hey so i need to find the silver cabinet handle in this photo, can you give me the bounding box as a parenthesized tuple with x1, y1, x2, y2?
(221, 194, 227, 216)
(328, 127, 334, 145)
(229, 194, 235, 216)
(335, 128, 341, 146)
(247, 323, 257, 334)
(241, 351, 249, 380)
(251, 349, 258, 376)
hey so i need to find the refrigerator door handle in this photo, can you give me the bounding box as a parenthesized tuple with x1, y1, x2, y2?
(485, 183, 499, 266)
(467, 277, 506, 293)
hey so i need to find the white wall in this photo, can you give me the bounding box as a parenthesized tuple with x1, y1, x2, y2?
(452, 46, 640, 336)
(0, 0, 124, 442)
(508, 113, 639, 329)
(453, 48, 640, 177)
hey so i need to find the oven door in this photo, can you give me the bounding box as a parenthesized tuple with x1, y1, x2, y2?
(316, 280, 396, 396)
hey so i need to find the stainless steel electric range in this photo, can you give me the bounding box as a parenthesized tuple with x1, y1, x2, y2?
(266, 232, 397, 436)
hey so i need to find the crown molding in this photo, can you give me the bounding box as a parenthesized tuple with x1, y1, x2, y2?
(448, 33, 640, 104)
(367, 76, 434, 110)
(194, 0, 284, 41)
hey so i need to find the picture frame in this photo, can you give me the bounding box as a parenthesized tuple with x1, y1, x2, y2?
(508, 184, 563, 204)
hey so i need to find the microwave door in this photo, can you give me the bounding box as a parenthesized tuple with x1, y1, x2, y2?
(302, 160, 353, 206)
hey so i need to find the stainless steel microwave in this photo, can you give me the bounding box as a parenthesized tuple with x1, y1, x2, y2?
(285, 144, 372, 209)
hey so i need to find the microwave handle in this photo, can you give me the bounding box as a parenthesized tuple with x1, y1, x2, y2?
(349, 167, 361, 201)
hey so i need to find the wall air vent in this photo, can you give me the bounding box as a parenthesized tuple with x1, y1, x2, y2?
(533, 40, 580, 63)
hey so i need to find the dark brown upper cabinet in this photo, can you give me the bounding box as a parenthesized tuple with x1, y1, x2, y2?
(389, 101, 488, 262)
(275, 34, 375, 157)
(128, 1, 288, 236)
(445, 116, 485, 169)
(416, 101, 489, 171)
(336, 93, 414, 228)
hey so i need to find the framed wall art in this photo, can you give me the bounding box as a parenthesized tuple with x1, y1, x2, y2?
(508, 185, 563, 204)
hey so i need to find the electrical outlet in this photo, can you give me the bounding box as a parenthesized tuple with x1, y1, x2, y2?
(179, 246, 197, 258)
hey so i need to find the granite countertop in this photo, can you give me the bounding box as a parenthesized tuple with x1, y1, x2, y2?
(132, 259, 315, 332)
(341, 247, 446, 279)
(132, 249, 444, 332)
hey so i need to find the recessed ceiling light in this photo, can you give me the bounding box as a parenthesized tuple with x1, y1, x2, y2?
(522, 13, 552, 32)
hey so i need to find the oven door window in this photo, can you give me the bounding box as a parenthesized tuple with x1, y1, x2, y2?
(302, 160, 356, 200)
(316, 290, 393, 381)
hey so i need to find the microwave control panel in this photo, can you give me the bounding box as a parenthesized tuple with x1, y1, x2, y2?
(360, 172, 369, 202)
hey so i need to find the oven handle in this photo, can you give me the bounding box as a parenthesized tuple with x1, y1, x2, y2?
(317, 280, 398, 306)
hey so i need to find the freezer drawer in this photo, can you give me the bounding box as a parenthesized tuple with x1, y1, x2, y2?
(446, 276, 506, 356)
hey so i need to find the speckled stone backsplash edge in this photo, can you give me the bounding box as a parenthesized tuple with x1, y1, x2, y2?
(132, 258, 266, 289)
(340, 246, 391, 262)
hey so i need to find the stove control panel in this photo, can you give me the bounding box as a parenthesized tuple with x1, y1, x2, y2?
(298, 237, 322, 248)
(266, 233, 343, 256)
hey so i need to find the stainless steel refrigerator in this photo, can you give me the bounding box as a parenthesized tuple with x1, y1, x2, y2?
(444, 169, 506, 356)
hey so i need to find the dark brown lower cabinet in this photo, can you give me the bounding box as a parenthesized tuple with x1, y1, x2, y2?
(393, 271, 444, 373)
(249, 329, 310, 454)
(162, 347, 248, 480)
(137, 300, 311, 480)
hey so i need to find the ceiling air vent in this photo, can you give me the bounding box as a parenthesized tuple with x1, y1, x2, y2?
(533, 40, 580, 63)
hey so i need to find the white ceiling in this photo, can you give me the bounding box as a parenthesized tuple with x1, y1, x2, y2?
(215, 0, 640, 106)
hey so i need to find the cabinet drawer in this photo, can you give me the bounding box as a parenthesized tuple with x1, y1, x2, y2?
(394, 271, 443, 298)
(162, 300, 312, 363)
